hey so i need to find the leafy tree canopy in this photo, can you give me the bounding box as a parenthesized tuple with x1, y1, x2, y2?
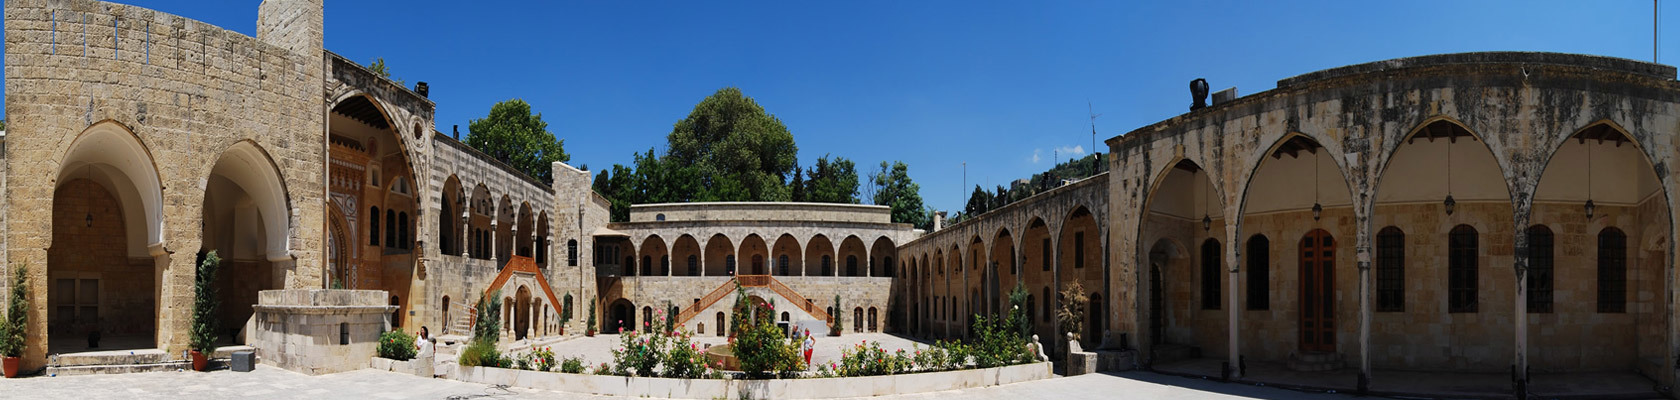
(804, 155, 859, 204)
(366, 57, 405, 87)
(870, 161, 931, 229)
(467, 99, 571, 184)
(667, 87, 798, 202)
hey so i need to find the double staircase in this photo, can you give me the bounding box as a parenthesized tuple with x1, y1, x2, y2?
(674, 275, 829, 325)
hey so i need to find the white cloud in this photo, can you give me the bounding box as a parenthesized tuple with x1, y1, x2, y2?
(1030, 149, 1043, 163)
(1055, 145, 1086, 158)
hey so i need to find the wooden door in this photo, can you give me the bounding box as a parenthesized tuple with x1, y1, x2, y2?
(1298, 229, 1335, 352)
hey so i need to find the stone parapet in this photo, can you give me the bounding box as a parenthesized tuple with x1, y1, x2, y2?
(250, 289, 395, 375)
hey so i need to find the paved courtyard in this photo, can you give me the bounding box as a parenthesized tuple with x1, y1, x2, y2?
(1, 366, 1366, 400)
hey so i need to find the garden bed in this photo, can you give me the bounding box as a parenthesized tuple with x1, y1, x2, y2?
(451, 361, 1051, 399)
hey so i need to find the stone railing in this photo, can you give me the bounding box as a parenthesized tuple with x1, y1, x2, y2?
(676, 279, 739, 324)
(768, 277, 829, 322)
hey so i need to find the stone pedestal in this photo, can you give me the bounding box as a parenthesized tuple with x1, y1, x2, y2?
(250, 289, 397, 375)
(1065, 335, 1098, 376)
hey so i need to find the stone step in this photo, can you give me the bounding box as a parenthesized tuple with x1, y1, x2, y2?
(1287, 351, 1345, 372)
(46, 361, 194, 376)
(53, 350, 171, 367)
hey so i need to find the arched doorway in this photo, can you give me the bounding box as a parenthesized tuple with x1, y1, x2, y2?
(515, 286, 532, 340)
(201, 141, 291, 345)
(49, 121, 165, 354)
(1138, 158, 1223, 365)
(609, 299, 636, 333)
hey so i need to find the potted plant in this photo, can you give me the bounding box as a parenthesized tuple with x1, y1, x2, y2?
(585, 302, 596, 337)
(189, 251, 222, 371)
(830, 295, 843, 337)
(560, 293, 572, 335)
(1, 263, 28, 378)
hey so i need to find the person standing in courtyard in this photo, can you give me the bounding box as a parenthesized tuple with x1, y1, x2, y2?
(802, 328, 815, 367)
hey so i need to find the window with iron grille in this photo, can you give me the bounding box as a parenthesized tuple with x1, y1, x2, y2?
(778, 255, 789, 276)
(1201, 238, 1220, 310)
(1376, 227, 1405, 312)
(1598, 227, 1627, 313)
(1074, 232, 1085, 269)
(1526, 225, 1554, 313)
(567, 239, 579, 266)
(1246, 235, 1269, 310)
(1448, 225, 1478, 313)
(1042, 238, 1051, 271)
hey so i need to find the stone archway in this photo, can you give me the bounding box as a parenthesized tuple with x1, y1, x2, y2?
(48, 121, 166, 355)
(201, 141, 292, 345)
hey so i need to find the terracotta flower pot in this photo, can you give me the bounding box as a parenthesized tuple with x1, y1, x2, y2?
(190, 350, 208, 372)
(3, 356, 19, 378)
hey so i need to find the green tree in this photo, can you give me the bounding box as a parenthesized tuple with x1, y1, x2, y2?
(965, 185, 991, 217)
(870, 161, 931, 229)
(1, 263, 28, 358)
(467, 99, 571, 184)
(190, 251, 222, 353)
(667, 87, 798, 202)
(804, 155, 859, 204)
(366, 57, 405, 87)
(789, 165, 806, 202)
(593, 165, 637, 222)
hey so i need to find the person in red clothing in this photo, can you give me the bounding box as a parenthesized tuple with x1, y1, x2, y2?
(802, 329, 815, 367)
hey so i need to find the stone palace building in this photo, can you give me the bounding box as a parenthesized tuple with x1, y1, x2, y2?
(6, 0, 1680, 394)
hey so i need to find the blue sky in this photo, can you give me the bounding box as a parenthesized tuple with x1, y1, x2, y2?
(2, 1, 1669, 212)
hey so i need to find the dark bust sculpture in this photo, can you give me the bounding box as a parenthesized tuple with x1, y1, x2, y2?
(1190, 78, 1210, 111)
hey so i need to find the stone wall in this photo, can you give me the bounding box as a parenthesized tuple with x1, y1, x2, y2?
(4, 0, 326, 370)
(630, 202, 893, 224)
(250, 289, 395, 375)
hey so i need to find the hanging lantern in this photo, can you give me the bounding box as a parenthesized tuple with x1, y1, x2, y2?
(1444, 195, 1457, 216)
(1312, 203, 1323, 221)
(1202, 214, 1212, 231)
(1584, 199, 1596, 219)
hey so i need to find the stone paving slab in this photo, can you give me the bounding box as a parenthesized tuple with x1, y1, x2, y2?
(1, 364, 1378, 400)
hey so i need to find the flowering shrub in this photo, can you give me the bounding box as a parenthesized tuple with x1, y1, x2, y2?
(836, 340, 910, 377)
(607, 306, 722, 379)
(376, 330, 417, 361)
(732, 296, 803, 378)
(560, 356, 586, 374)
(526, 346, 557, 372)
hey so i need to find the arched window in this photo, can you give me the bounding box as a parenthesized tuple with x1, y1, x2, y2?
(398, 212, 410, 250)
(1245, 235, 1269, 310)
(439, 201, 452, 254)
(1376, 227, 1406, 312)
(1526, 225, 1554, 313)
(847, 255, 858, 277)
(726, 255, 737, 275)
(778, 255, 789, 276)
(1026, 293, 1036, 325)
(1448, 225, 1478, 313)
(688, 255, 699, 276)
(1598, 227, 1627, 313)
(822, 255, 833, 276)
(568, 239, 579, 266)
(1200, 238, 1220, 310)
(642, 256, 653, 276)
(370, 207, 381, 246)
(662, 256, 670, 275)
(854, 307, 863, 333)
(386, 209, 397, 247)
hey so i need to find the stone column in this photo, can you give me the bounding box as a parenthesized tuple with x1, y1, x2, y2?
(667, 240, 674, 277)
(1512, 202, 1532, 388)
(1050, 233, 1062, 353)
(1225, 218, 1241, 379)
(489, 221, 499, 264)
(1356, 211, 1374, 381)
(460, 212, 469, 257)
(833, 243, 842, 277)
(866, 245, 873, 277)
